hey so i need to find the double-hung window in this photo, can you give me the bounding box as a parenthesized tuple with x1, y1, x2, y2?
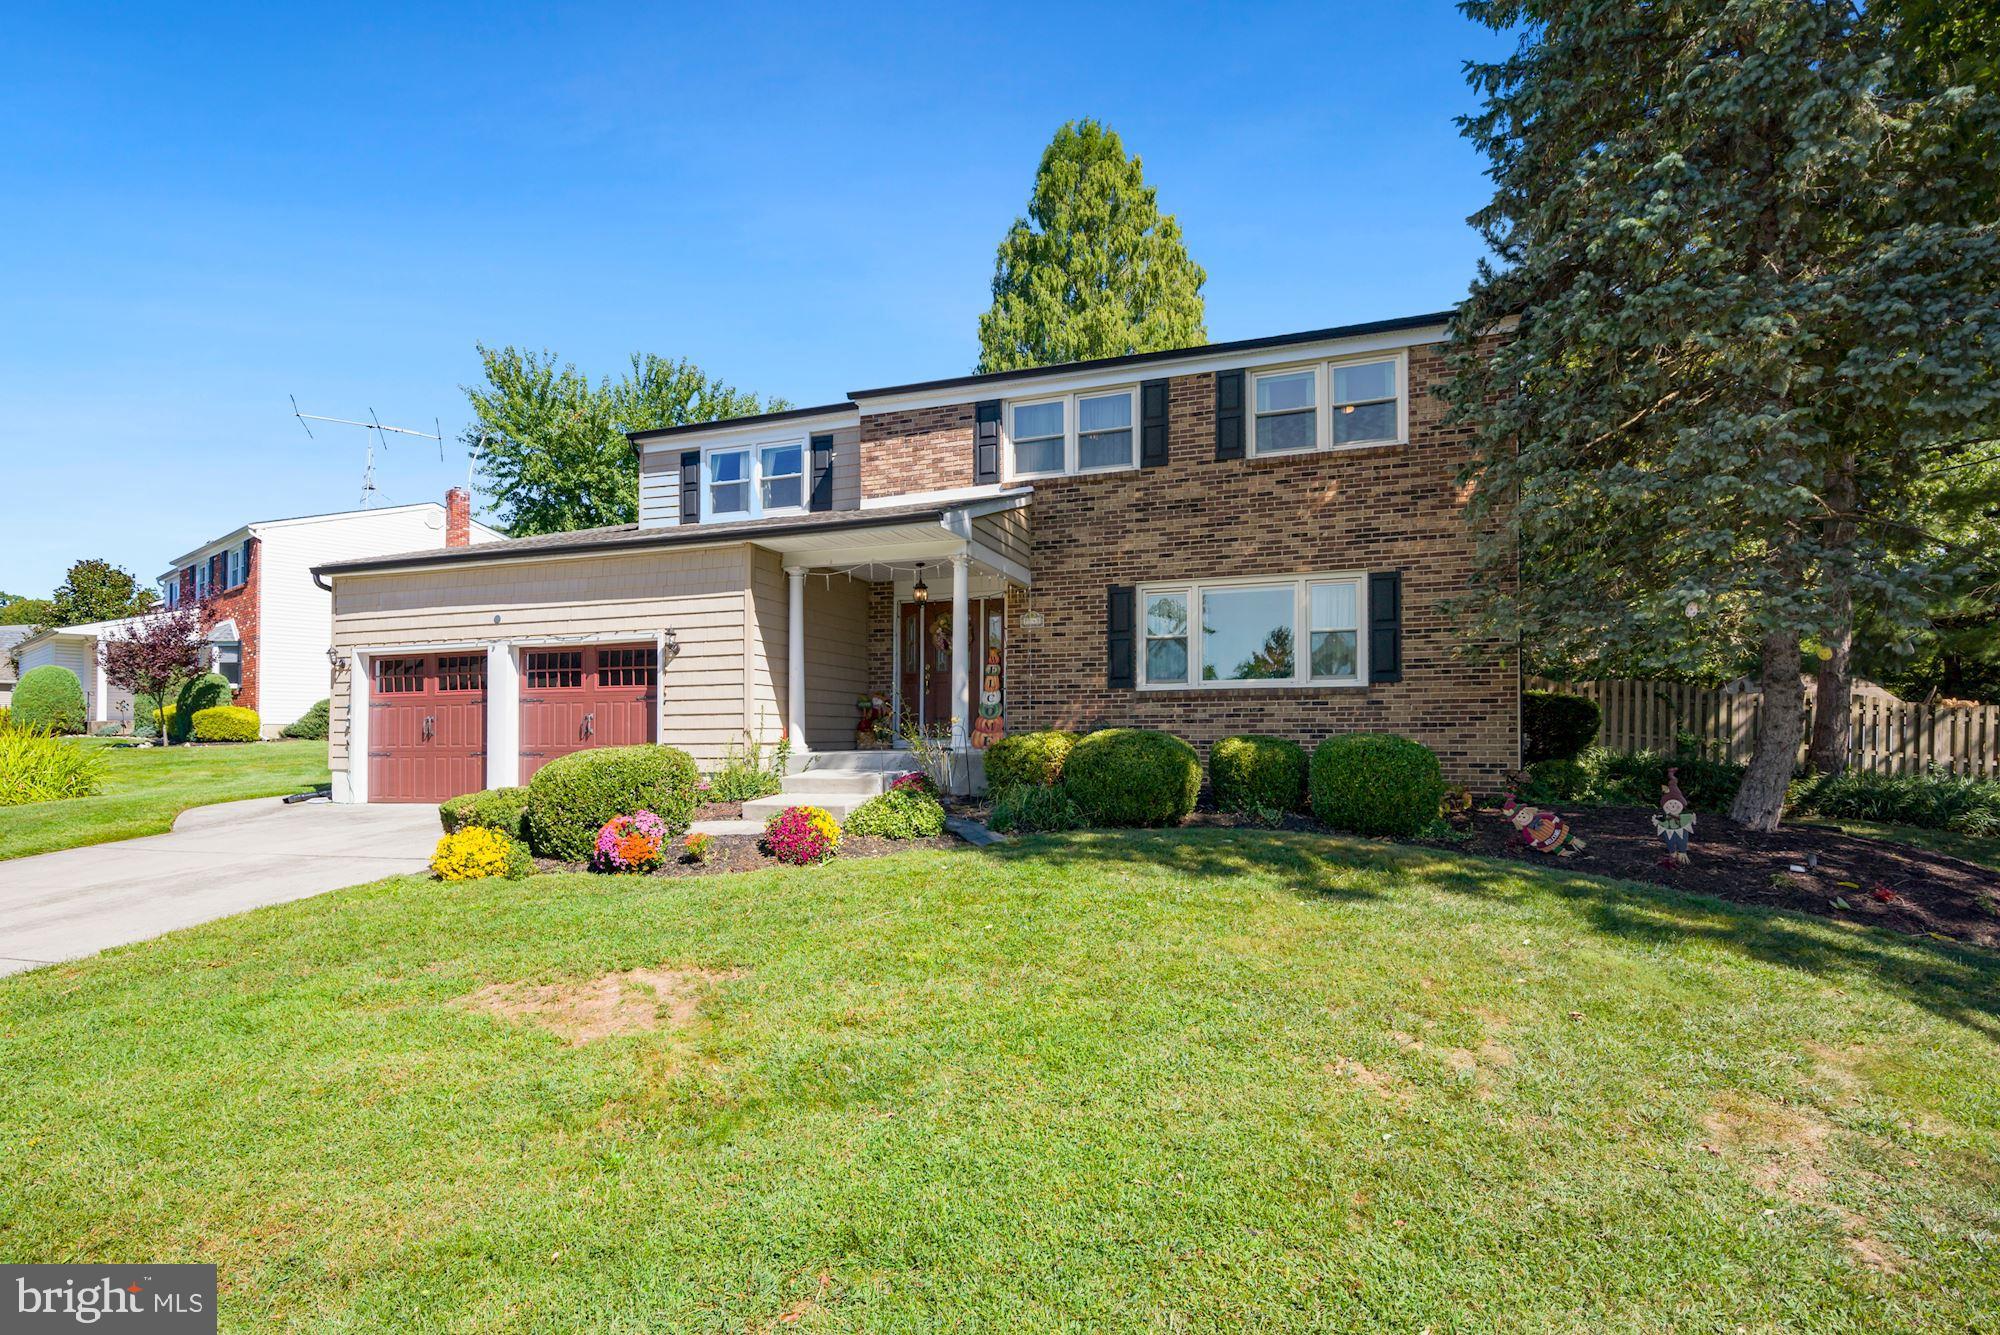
(225, 546, 245, 589)
(1249, 354, 1404, 456)
(1135, 573, 1365, 688)
(1008, 387, 1137, 478)
(193, 561, 210, 600)
(162, 579, 179, 610)
(706, 439, 808, 521)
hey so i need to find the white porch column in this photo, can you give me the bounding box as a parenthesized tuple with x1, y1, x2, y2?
(786, 565, 809, 752)
(949, 553, 971, 749)
(485, 641, 519, 791)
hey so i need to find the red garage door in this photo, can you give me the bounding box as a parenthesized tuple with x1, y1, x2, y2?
(519, 644, 658, 782)
(368, 653, 487, 803)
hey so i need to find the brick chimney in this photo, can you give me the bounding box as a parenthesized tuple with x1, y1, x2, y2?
(444, 488, 471, 547)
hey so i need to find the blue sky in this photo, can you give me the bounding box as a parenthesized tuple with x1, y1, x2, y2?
(0, 3, 1510, 598)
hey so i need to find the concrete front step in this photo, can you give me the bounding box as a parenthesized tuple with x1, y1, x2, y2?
(780, 770, 900, 798)
(792, 749, 918, 774)
(741, 793, 871, 822)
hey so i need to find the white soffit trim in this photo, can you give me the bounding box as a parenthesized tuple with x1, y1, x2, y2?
(860, 483, 1020, 511)
(635, 408, 860, 457)
(853, 323, 1452, 415)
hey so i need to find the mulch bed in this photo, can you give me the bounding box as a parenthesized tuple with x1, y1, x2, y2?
(1442, 804, 2000, 950)
(691, 800, 744, 820)
(532, 832, 964, 879)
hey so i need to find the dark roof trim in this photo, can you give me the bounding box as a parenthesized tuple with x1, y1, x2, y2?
(311, 505, 962, 579)
(627, 401, 856, 445)
(846, 310, 1457, 400)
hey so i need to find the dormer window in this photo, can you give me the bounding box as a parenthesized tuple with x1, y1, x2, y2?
(703, 439, 809, 521)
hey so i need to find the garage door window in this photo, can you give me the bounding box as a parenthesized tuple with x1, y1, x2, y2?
(437, 655, 486, 691)
(526, 651, 583, 689)
(598, 647, 656, 687)
(375, 658, 424, 693)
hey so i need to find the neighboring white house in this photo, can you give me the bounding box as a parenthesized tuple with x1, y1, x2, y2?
(16, 491, 500, 736)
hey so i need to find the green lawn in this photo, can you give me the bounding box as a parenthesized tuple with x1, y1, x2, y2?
(0, 739, 329, 860)
(4, 832, 1996, 1331)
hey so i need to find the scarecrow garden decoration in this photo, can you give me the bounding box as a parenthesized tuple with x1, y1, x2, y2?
(1502, 795, 1587, 857)
(1651, 767, 1697, 867)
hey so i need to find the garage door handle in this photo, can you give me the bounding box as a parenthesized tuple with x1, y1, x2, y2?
(582, 711, 595, 739)
(422, 715, 435, 740)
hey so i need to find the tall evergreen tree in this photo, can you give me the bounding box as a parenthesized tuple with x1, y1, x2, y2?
(976, 120, 1207, 373)
(464, 346, 785, 536)
(1444, 0, 2000, 828)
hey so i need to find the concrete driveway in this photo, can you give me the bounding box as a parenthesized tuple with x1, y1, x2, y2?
(0, 798, 441, 977)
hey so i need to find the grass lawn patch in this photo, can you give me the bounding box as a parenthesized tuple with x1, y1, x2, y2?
(4, 831, 1997, 1329)
(0, 739, 328, 861)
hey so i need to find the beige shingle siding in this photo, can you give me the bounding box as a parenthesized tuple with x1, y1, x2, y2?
(745, 547, 788, 748)
(328, 544, 756, 772)
(804, 573, 871, 748)
(972, 506, 1031, 570)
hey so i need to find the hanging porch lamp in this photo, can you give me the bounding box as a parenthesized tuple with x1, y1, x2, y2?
(911, 563, 929, 604)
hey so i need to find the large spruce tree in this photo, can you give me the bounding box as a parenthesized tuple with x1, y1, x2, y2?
(976, 120, 1207, 374)
(1445, 0, 2000, 828)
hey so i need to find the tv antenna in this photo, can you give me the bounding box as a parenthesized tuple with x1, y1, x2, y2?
(290, 396, 444, 507)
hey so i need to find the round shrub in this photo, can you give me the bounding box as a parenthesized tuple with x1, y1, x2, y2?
(431, 827, 532, 882)
(164, 673, 231, 742)
(1309, 733, 1447, 837)
(1209, 734, 1308, 813)
(282, 698, 330, 740)
(763, 805, 841, 864)
(440, 786, 531, 839)
(1060, 728, 1201, 828)
(845, 787, 947, 839)
(191, 704, 260, 742)
(1523, 691, 1602, 764)
(593, 810, 669, 873)
(983, 730, 1082, 792)
(12, 666, 87, 735)
(524, 744, 700, 862)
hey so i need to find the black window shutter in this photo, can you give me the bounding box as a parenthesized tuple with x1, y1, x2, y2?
(974, 400, 1002, 484)
(809, 433, 835, 512)
(1140, 378, 1170, 468)
(240, 539, 253, 583)
(1106, 585, 1136, 689)
(1214, 369, 1245, 461)
(1368, 571, 1403, 684)
(678, 450, 701, 524)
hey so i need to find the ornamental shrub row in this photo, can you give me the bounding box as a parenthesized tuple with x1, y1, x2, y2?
(439, 786, 531, 839)
(523, 744, 701, 862)
(191, 705, 260, 742)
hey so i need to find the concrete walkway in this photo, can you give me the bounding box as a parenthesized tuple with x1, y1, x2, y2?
(0, 797, 440, 977)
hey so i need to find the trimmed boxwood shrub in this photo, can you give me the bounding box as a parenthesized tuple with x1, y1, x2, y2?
(191, 705, 260, 742)
(1209, 734, 1308, 813)
(983, 730, 1082, 792)
(1310, 733, 1446, 837)
(524, 744, 700, 862)
(440, 786, 532, 839)
(1523, 691, 1602, 764)
(845, 786, 948, 839)
(12, 665, 87, 735)
(1060, 728, 1200, 827)
(282, 698, 330, 740)
(161, 673, 232, 743)
(988, 783, 1084, 834)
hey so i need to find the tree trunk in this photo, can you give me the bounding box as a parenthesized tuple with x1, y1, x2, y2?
(1806, 457, 1857, 776)
(1731, 630, 1806, 831)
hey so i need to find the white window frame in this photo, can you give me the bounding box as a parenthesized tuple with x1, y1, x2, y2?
(1248, 350, 1407, 459)
(193, 562, 210, 600)
(1135, 571, 1369, 690)
(1003, 385, 1140, 480)
(162, 579, 179, 610)
(226, 546, 245, 589)
(700, 436, 810, 522)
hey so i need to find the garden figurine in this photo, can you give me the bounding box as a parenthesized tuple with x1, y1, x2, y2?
(1651, 768, 1696, 867)
(1502, 795, 1586, 857)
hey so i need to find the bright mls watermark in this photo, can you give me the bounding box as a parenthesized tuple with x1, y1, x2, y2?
(4, 1266, 214, 1332)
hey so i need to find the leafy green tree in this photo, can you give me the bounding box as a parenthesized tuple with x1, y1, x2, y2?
(0, 593, 54, 626)
(463, 346, 785, 536)
(976, 120, 1207, 374)
(1444, 0, 2000, 827)
(48, 559, 157, 628)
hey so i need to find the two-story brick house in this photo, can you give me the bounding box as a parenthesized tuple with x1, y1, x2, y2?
(314, 311, 1519, 803)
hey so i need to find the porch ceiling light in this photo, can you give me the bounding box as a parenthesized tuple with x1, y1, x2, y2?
(912, 564, 929, 604)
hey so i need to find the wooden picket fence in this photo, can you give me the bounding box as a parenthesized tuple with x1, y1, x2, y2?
(1527, 677, 2000, 778)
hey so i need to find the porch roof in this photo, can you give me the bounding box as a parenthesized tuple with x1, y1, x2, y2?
(311, 492, 1033, 581)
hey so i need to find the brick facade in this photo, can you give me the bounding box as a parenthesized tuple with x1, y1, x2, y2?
(178, 540, 262, 713)
(856, 340, 1518, 786)
(860, 402, 976, 499)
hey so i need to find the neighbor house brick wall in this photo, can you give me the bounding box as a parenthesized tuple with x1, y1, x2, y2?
(860, 403, 976, 500)
(197, 538, 262, 714)
(854, 340, 1518, 786)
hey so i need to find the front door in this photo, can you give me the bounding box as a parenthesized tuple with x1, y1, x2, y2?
(898, 599, 1005, 744)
